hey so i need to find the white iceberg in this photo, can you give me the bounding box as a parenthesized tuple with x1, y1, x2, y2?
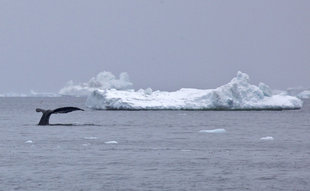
(199, 129, 226, 133)
(85, 71, 302, 110)
(59, 71, 133, 97)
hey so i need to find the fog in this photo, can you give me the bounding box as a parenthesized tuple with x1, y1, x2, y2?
(0, 0, 309, 93)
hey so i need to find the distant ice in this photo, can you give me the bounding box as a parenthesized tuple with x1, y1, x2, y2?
(104, 141, 118, 144)
(260, 136, 274, 141)
(25, 140, 33, 143)
(84, 136, 98, 140)
(180, 149, 192, 152)
(279, 87, 310, 99)
(0, 90, 60, 97)
(298, 90, 310, 99)
(82, 143, 91, 147)
(28, 90, 60, 97)
(199, 129, 227, 133)
(59, 71, 133, 97)
(86, 71, 303, 110)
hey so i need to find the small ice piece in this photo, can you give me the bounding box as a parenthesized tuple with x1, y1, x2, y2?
(25, 140, 33, 143)
(82, 143, 91, 147)
(199, 129, 226, 133)
(180, 149, 192, 152)
(84, 136, 98, 140)
(260, 136, 274, 141)
(104, 141, 118, 144)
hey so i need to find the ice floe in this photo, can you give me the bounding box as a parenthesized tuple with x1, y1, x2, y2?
(180, 149, 192, 152)
(82, 143, 91, 147)
(86, 71, 302, 110)
(260, 136, 274, 141)
(84, 137, 98, 140)
(199, 129, 227, 133)
(104, 141, 118, 144)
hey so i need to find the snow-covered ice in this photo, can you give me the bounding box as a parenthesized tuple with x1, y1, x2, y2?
(25, 140, 33, 144)
(59, 71, 133, 96)
(86, 71, 303, 110)
(260, 136, 274, 141)
(199, 129, 227, 133)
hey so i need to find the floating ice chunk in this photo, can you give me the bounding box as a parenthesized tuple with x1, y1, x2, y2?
(260, 136, 274, 141)
(86, 71, 302, 110)
(199, 129, 226, 133)
(59, 71, 133, 97)
(84, 136, 98, 140)
(180, 149, 192, 152)
(104, 141, 118, 144)
(25, 140, 33, 143)
(82, 143, 91, 146)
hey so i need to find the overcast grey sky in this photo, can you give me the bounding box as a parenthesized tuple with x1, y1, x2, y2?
(0, 0, 309, 93)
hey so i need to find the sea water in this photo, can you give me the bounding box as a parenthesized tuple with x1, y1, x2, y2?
(0, 97, 309, 190)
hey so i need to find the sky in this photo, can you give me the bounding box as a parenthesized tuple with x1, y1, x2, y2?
(0, 0, 309, 93)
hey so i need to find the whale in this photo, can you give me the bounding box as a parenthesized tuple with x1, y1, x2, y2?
(36, 107, 84, 126)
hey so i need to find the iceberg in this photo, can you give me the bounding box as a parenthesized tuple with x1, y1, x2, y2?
(59, 71, 133, 97)
(85, 72, 303, 110)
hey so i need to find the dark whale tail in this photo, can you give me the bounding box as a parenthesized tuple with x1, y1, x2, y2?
(36, 107, 84, 126)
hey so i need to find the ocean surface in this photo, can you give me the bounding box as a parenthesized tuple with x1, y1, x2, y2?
(0, 97, 309, 191)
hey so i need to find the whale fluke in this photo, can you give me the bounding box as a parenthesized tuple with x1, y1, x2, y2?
(36, 107, 84, 126)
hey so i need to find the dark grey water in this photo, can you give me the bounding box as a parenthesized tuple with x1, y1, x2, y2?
(0, 97, 310, 191)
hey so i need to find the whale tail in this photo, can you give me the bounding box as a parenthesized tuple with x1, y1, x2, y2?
(36, 108, 46, 113)
(36, 107, 84, 126)
(52, 107, 84, 114)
